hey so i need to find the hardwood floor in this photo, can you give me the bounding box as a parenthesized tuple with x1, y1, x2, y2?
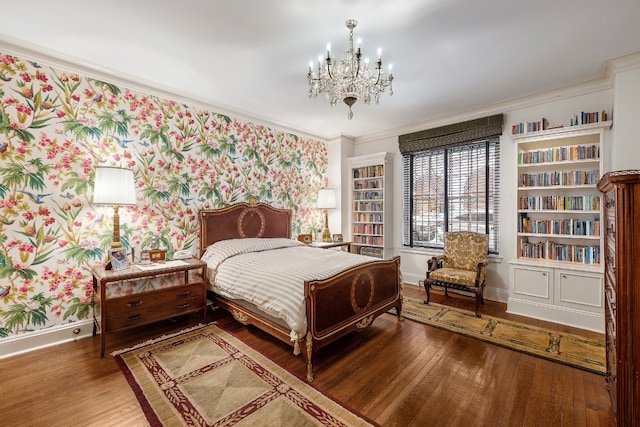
(0, 284, 613, 427)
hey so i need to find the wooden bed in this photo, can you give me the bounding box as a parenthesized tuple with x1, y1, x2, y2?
(199, 200, 403, 381)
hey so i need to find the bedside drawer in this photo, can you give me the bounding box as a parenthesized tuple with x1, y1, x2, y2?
(105, 295, 204, 331)
(107, 283, 204, 315)
(93, 259, 208, 358)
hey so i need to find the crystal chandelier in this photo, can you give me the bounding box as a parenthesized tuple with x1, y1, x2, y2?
(307, 19, 394, 120)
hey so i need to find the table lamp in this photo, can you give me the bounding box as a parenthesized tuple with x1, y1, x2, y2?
(317, 188, 336, 243)
(92, 166, 137, 254)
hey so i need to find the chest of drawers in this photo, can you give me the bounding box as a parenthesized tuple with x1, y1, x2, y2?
(92, 259, 207, 357)
(597, 170, 640, 426)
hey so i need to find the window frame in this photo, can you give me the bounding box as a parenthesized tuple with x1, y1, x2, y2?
(402, 137, 500, 254)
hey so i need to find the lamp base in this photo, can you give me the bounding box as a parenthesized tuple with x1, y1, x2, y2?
(321, 228, 333, 243)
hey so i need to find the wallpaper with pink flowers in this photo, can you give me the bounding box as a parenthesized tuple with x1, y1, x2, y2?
(0, 52, 327, 340)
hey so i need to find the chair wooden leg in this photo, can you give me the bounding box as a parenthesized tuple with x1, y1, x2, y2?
(424, 280, 431, 304)
(474, 291, 481, 317)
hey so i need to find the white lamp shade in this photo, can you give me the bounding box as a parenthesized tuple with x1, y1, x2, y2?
(317, 188, 336, 209)
(93, 166, 137, 206)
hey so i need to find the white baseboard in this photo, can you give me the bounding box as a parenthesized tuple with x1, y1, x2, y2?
(402, 271, 424, 287)
(507, 297, 605, 333)
(0, 319, 95, 359)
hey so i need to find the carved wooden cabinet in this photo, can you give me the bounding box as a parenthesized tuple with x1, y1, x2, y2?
(597, 170, 640, 426)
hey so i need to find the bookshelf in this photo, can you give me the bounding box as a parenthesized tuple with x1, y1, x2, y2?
(508, 121, 612, 332)
(348, 152, 393, 259)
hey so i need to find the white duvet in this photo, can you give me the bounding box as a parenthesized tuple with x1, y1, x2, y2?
(201, 238, 373, 340)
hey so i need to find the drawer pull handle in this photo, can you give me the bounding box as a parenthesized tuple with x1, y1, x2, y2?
(177, 291, 191, 297)
(127, 314, 143, 321)
(177, 303, 191, 309)
(127, 301, 143, 307)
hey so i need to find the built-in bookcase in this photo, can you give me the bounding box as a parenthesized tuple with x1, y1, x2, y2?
(508, 121, 612, 332)
(348, 152, 393, 258)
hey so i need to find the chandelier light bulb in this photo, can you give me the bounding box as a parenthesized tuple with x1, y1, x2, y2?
(306, 19, 394, 120)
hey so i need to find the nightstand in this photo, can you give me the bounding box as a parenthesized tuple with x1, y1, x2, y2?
(309, 241, 352, 251)
(92, 258, 207, 357)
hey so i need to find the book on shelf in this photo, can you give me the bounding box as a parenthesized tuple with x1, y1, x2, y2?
(570, 110, 607, 126)
(511, 117, 549, 135)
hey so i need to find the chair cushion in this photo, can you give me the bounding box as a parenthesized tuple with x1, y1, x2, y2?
(429, 267, 479, 287)
(443, 231, 489, 271)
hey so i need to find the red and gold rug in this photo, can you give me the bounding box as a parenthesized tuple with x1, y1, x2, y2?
(113, 323, 376, 427)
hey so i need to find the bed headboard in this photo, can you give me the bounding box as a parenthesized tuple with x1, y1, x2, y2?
(199, 199, 292, 256)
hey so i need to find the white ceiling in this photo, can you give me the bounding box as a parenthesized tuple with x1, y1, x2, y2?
(2, 0, 640, 141)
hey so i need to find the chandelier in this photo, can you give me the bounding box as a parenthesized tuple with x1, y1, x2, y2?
(307, 19, 394, 120)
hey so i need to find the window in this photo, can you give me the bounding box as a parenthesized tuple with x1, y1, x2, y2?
(399, 115, 502, 254)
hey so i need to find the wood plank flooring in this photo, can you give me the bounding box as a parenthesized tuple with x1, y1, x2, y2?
(0, 284, 614, 427)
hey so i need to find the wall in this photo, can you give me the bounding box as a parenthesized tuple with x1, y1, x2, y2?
(0, 51, 328, 348)
(612, 67, 640, 171)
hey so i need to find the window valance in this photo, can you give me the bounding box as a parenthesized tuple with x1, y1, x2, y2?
(398, 114, 504, 154)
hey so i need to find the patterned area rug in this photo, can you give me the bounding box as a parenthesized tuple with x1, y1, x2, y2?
(399, 296, 605, 374)
(113, 323, 376, 427)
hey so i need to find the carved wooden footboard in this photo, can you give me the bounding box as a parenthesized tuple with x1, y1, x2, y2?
(304, 256, 402, 381)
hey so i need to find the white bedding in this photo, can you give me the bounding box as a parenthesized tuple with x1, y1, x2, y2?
(201, 238, 374, 341)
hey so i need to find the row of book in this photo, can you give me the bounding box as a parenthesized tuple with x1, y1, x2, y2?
(352, 235, 384, 246)
(518, 239, 601, 264)
(354, 213, 383, 223)
(511, 109, 608, 135)
(518, 194, 600, 210)
(353, 179, 382, 190)
(353, 223, 383, 235)
(518, 169, 599, 187)
(518, 144, 599, 165)
(518, 216, 600, 236)
(570, 110, 607, 126)
(353, 166, 384, 179)
(511, 118, 549, 135)
(353, 191, 383, 201)
(354, 201, 383, 212)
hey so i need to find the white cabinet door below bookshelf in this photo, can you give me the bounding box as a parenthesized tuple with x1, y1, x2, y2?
(554, 269, 603, 312)
(512, 265, 552, 301)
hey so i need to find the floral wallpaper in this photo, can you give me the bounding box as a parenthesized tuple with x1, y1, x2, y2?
(0, 52, 327, 340)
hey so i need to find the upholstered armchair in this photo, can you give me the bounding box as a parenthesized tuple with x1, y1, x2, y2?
(424, 231, 489, 317)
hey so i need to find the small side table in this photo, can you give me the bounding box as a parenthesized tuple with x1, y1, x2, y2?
(310, 241, 352, 252)
(92, 258, 207, 357)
